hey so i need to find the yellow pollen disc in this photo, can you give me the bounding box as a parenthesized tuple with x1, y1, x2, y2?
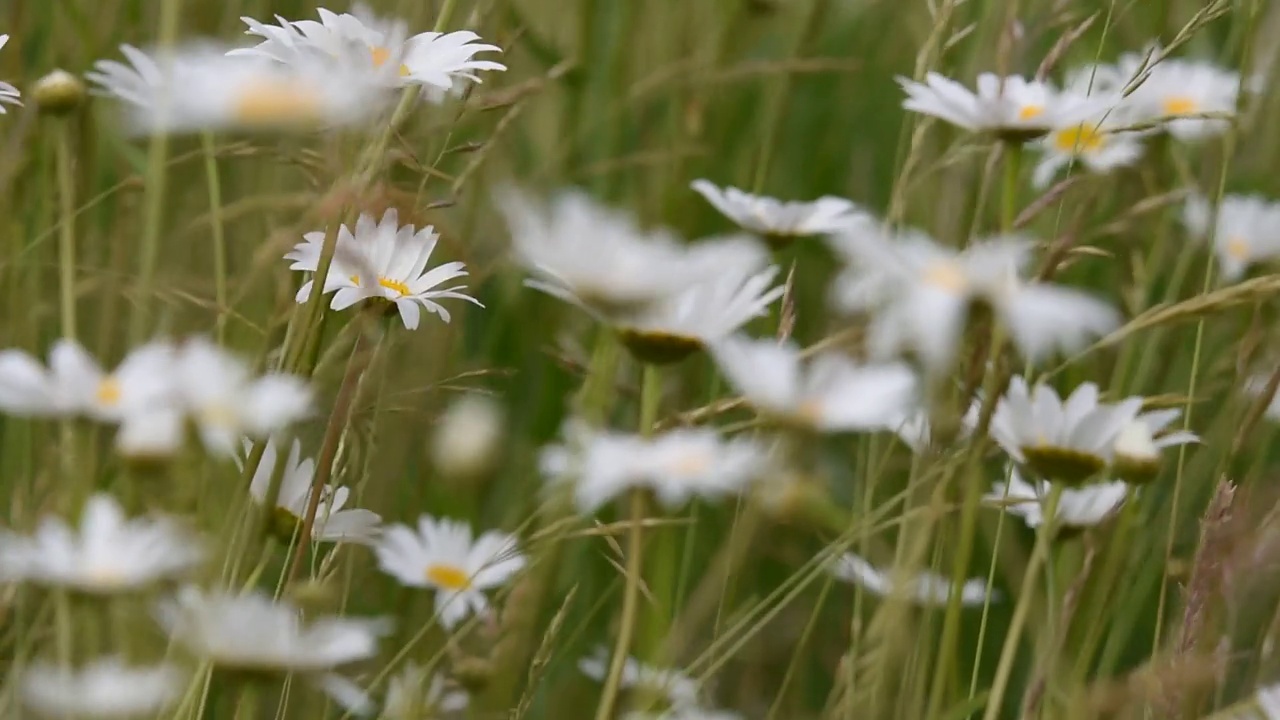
(370, 47, 411, 77)
(377, 277, 412, 296)
(425, 563, 472, 590)
(1162, 96, 1198, 116)
(349, 274, 361, 286)
(232, 81, 324, 126)
(1017, 104, 1045, 121)
(1052, 124, 1105, 154)
(96, 378, 122, 406)
(1225, 237, 1250, 260)
(671, 453, 711, 477)
(921, 262, 968, 293)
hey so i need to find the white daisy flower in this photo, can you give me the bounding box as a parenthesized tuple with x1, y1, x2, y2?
(497, 187, 768, 313)
(1110, 408, 1198, 484)
(86, 43, 389, 135)
(1181, 193, 1280, 282)
(1030, 108, 1146, 188)
(115, 407, 186, 462)
(1127, 56, 1242, 141)
(690, 179, 867, 242)
(709, 336, 917, 433)
(287, 209, 482, 330)
(0, 339, 176, 422)
(431, 394, 506, 479)
(246, 438, 382, 545)
(984, 468, 1128, 529)
(0, 35, 21, 112)
(20, 658, 183, 719)
(373, 516, 526, 629)
(828, 552, 994, 607)
(988, 378, 1143, 484)
(155, 587, 386, 713)
(898, 72, 1095, 141)
(173, 339, 313, 457)
(578, 649, 701, 710)
(829, 228, 1119, 373)
(0, 493, 203, 593)
(383, 662, 469, 720)
(1257, 682, 1280, 719)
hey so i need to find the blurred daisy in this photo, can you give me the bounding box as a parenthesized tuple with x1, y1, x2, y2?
(1257, 682, 1280, 719)
(617, 265, 785, 364)
(1128, 56, 1241, 140)
(20, 658, 183, 719)
(1110, 408, 1198, 484)
(0, 493, 202, 593)
(374, 515, 526, 629)
(898, 73, 1094, 141)
(173, 339, 312, 457)
(690, 179, 867, 243)
(988, 378, 1142, 485)
(86, 43, 389, 135)
(1181, 193, 1280, 282)
(830, 229, 1118, 373)
(287, 209, 481, 330)
(0, 339, 175, 422)
(1031, 110, 1146, 188)
(246, 438, 382, 545)
(710, 336, 917, 432)
(116, 408, 185, 462)
(155, 587, 386, 713)
(383, 663, 469, 720)
(828, 552, 993, 607)
(0, 35, 21, 112)
(984, 468, 1128, 529)
(579, 649, 701, 710)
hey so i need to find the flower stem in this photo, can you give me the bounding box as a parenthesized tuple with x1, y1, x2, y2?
(201, 132, 228, 345)
(1000, 142, 1022, 233)
(55, 122, 77, 342)
(594, 488, 647, 720)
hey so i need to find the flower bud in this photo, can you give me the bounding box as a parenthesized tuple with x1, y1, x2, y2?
(32, 70, 86, 115)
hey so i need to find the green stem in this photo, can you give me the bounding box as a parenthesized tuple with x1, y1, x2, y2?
(201, 132, 228, 344)
(56, 122, 77, 342)
(594, 489, 647, 720)
(1000, 142, 1022, 233)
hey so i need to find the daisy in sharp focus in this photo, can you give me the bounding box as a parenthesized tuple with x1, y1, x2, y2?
(383, 662, 469, 720)
(374, 515, 525, 629)
(898, 72, 1096, 141)
(1181, 193, 1280, 282)
(0, 493, 203, 594)
(690, 179, 868, 246)
(287, 209, 482, 330)
(244, 438, 382, 545)
(0, 35, 21, 112)
(20, 658, 183, 719)
(984, 468, 1128, 529)
(828, 552, 994, 607)
(579, 649, 701, 711)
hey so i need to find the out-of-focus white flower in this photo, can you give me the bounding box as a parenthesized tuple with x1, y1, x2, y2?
(828, 552, 994, 607)
(830, 228, 1118, 373)
(287, 209, 482, 330)
(383, 662, 469, 720)
(690, 179, 867, 240)
(20, 658, 183, 719)
(1181, 193, 1280, 282)
(432, 394, 506, 479)
(374, 516, 525, 629)
(246, 438, 381, 545)
(710, 336, 917, 432)
(115, 407, 186, 462)
(0, 493, 202, 593)
(1110, 408, 1198, 484)
(0, 35, 20, 112)
(1127, 56, 1242, 141)
(898, 72, 1095, 140)
(984, 468, 1128, 529)
(86, 43, 390, 134)
(579, 649, 701, 710)
(0, 339, 174, 421)
(1030, 109, 1146, 188)
(1257, 682, 1280, 719)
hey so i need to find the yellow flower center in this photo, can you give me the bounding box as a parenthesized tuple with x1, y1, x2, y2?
(796, 398, 825, 424)
(350, 274, 361, 286)
(921, 262, 969, 293)
(425, 563, 472, 590)
(671, 452, 711, 477)
(1162, 96, 1198, 116)
(378, 277, 412, 296)
(1225, 236, 1251, 260)
(95, 378, 122, 406)
(1052, 124, 1105, 154)
(87, 565, 127, 587)
(370, 47, 411, 77)
(232, 81, 325, 126)
(1017, 104, 1045, 121)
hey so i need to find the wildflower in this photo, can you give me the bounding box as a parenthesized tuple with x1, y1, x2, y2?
(898, 72, 1094, 141)
(374, 516, 525, 629)
(246, 438, 382, 545)
(0, 35, 20, 112)
(710, 336, 917, 432)
(32, 69, 87, 115)
(1181, 193, 1280, 282)
(0, 493, 203, 593)
(1110, 409, 1198, 484)
(1030, 108, 1146, 188)
(690, 179, 867, 245)
(383, 663, 469, 720)
(828, 552, 994, 607)
(431, 394, 506, 479)
(155, 587, 386, 713)
(830, 229, 1119, 373)
(989, 378, 1143, 484)
(984, 468, 1128, 529)
(20, 658, 183, 719)
(115, 408, 185, 463)
(287, 209, 482, 330)
(579, 649, 701, 710)
(0, 339, 175, 421)
(1257, 682, 1280, 719)
(1127, 55, 1242, 141)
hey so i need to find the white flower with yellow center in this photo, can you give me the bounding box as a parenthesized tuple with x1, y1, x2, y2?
(246, 438, 382, 545)
(710, 336, 917, 432)
(155, 587, 387, 714)
(374, 516, 526, 629)
(0, 493, 203, 593)
(828, 552, 993, 607)
(0, 35, 21, 112)
(898, 72, 1095, 141)
(690, 179, 867, 242)
(579, 649, 701, 710)
(86, 43, 389, 135)
(1128, 57, 1241, 141)
(984, 468, 1128, 529)
(0, 339, 176, 422)
(1031, 107, 1146, 188)
(383, 663, 469, 720)
(173, 339, 313, 457)
(1181, 193, 1280, 282)
(20, 658, 183, 719)
(287, 209, 482, 330)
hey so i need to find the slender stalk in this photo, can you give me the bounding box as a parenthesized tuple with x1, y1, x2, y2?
(1000, 142, 1022, 233)
(594, 488, 647, 720)
(56, 122, 77, 341)
(201, 132, 228, 344)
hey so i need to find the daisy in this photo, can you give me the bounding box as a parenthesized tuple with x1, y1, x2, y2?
(115, 407, 185, 462)
(579, 649, 701, 710)
(616, 265, 785, 364)
(32, 69, 87, 115)
(20, 658, 183, 719)
(373, 515, 526, 629)
(86, 43, 389, 135)
(0, 339, 176, 421)
(0, 35, 22, 112)
(988, 378, 1143, 484)
(709, 336, 917, 432)
(246, 438, 382, 545)
(286, 209, 482, 330)
(984, 468, 1128, 529)
(0, 493, 203, 593)
(1127, 55, 1242, 141)
(690, 179, 867, 244)
(828, 552, 993, 607)
(1181, 193, 1280, 282)
(898, 72, 1095, 141)
(1258, 682, 1280, 719)
(172, 339, 313, 457)
(1110, 408, 1198, 484)
(383, 663, 469, 720)
(1030, 108, 1146, 188)
(155, 587, 387, 713)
